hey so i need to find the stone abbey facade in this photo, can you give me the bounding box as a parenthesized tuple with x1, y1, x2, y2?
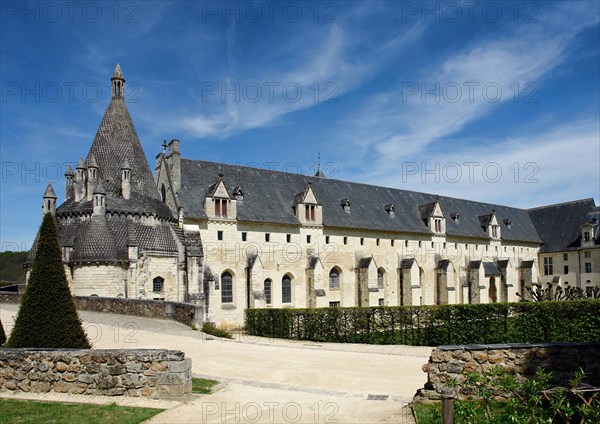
(29, 66, 600, 326)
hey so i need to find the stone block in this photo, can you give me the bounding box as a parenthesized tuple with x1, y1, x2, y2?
(54, 380, 69, 393)
(77, 373, 95, 384)
(62, 372, 78, 382)
(31, 381, 50, 393)
(55, 362, 68, 372)
(447, 360, 464, 374)
(108, 365, 127, 375)
(17, 381, 30, 392)
(472, 351, 488, 364)
(4, 380, 17, 390)
(167, 359, 191, 373)
(150, 362, 168, 371)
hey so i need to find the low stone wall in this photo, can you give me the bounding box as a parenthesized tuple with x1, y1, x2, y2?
(0, 292, 203, 328)
(416, 342, 600, 401)
(0, 349, 192, 399)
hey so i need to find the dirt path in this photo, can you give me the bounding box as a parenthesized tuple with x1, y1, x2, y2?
(1, 303, 430, 423)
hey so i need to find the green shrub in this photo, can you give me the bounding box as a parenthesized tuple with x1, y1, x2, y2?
(202, 322, 233, 339)
(6, 213, 90, 348)
(245, 300, 600, 345)
(0, 318, 6, 346)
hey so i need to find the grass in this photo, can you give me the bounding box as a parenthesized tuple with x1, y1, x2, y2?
(413, 400, 510, 423)
(192, 377, 219, 394)
(0, 398, 163, 424)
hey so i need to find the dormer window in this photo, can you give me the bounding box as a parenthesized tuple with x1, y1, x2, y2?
(385, 203, 395, 218)
(434, 219, 442, 233)
(503, 218, 512, 229)
(341, 198, 351, 214)
(450, 212, 459, 222)
(233, 186, 243, 201)
(305, 204, 316, 221)
(584, 231, 591, 242)
(491, 225, 499, 238)
(215, 198, 228, 218)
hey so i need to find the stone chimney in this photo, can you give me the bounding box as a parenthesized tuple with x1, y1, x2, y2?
(42, 183, 57, 216)
(86, 154, 98, 201)
(74, 157, 86, 202)
(93, 181, 106, 216)
(121, 158, 131, 200)
(167, 139, 181, 194)
(64, 165, 74, 201)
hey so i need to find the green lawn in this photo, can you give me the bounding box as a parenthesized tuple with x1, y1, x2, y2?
(192, 377, 219, 394)
(0, 398, 163, 424)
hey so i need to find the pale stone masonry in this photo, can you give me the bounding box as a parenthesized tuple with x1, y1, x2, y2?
(27, 65, 600, 326)
(0, 349, 192, 399)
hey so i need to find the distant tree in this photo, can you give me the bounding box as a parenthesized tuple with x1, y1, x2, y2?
(0, 318, 6, 346)
(6, 214, 90, 348)
(517, 283, 600, 302)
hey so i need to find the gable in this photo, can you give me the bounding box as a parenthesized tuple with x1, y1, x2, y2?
(212, 181, 230, 198)
(303, 187, 318, 204)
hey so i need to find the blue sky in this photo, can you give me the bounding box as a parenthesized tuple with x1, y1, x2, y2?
(1, 0, 599, 250)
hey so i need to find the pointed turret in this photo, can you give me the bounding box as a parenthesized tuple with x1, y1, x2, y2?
(74, 157, 86, 202)
(93, 181, 106, 216)
(315, 166, 326, 178)
(121, 157, 131, 200)
(111, 63, 125, 99)
(42, 183, 57, 216)
(86, 154, 98, 201)
(65, 165, 74, 200)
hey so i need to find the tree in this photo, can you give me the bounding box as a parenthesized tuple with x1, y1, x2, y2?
(0, 318, 6, 345)
(6, 213, 90, 348)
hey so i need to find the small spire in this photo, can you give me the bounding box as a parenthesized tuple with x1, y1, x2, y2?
(111, 63, 125, 99)
(87, 154, 98, 168)
(315, 152, 326, 177)
(94, 181, 106, 195)
(122, 157, 131, 170)
(112, 63, 124, 80)
(65, 165, 74, 176)
(76, 157, 86, 169)
(44, 183, 57, 199)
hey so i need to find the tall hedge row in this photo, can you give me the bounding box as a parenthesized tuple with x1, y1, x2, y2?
(245, 300, 600, 345)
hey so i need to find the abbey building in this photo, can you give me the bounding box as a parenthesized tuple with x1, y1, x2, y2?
(28, 66, 600, 326)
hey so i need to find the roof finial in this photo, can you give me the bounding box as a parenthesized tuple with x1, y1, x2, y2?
(314, 152, 326, 178)
(218, 166, 224, 179)
(162, 140, 167, 154)
(111, 63, 125, 99)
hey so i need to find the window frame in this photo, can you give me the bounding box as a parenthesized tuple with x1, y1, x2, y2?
(221, 271, 233, 303)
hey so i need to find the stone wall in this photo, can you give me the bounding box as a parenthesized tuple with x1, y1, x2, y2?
(416, 342, 600, 401)
(0, 349, 191, 399)
(0, 293, 203, 328)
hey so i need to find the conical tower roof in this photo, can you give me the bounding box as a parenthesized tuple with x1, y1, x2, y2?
(43, 183, 57, 199)
(86, 66, 160, 200)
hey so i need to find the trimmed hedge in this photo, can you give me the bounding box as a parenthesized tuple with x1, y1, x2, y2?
(245, 300, 600, 345)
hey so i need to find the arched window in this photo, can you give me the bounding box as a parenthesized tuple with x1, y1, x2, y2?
(221, 271, 233, 303)
(282, 275, 292, 303)
(153, 276, 164, 293)
(264, 279, 272, 304)
(160, 184, 166, 203)
(377, 268, 385, 289)
(329, 268, 340, 289)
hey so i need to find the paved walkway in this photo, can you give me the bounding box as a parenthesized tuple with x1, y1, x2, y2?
(1, 304, 431, 423)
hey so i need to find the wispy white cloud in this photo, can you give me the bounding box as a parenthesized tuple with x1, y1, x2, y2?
(362, 120, 600, 208)
(341, 1, 599, 170)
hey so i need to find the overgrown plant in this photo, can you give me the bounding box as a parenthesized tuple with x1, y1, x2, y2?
(452, 368, 600, 423)
(202, 322, 233, 339)
(7, 214, 90, 348)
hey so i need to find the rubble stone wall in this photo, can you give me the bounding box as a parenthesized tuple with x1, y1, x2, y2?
(0, 349, 192, 399)
(0, 292, 203, 328)
(416, 342, 600, 401)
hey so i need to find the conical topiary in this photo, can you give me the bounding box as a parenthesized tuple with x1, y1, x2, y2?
(6, 213, 90, 348)
(0, 317, 6, 346)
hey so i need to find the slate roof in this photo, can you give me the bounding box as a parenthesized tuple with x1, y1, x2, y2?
(179, 160, 543, 243)
(357, 257, 373, 269)
(483, 262, 501, 277)
(65, 215, 179, 264)
(528, 199, 598, 253)
(85, 96, 159, 200)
